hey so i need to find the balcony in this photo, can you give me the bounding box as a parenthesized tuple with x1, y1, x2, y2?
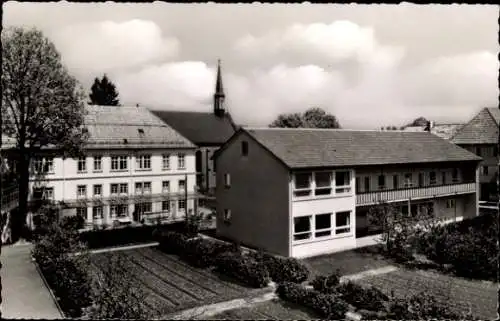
(356, 182, 476, 206)
(1, 186, 18, 212)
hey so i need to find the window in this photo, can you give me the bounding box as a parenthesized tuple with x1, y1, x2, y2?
(442, 172, 446, 185)
(77, 207, 87, 218)
(224, 173, 231, 188)
(178, 180, 186, 192)
(136, 155, 151, 170)
(178, 154, 185, 169)
(335, 171, 351, 194)
(364, 177, 370, 192)
(93, 156, 102, 172)
(111, 205, 127, 217)
(429, 172, 437, 185)
(446, 199, 456, 209)
(77, 185, 87, 198)
(110, 184, 119, 195)
(43, 158, 54, 173)
(111, 156, 128, 170)
(93, 206, 103, 219)
(162, 154, 170, 170)
(33, 187, 53, 200)
(293, 216, 311, 241)
(136, 202, 152, 214)
(451, 169, 459, 183)
(93, 185, 102, 196)
(294, 172, 312, 197)
(178, 199, 186, 212)
(315, 172, 332, 196)
(378, 175, 385, 190)
(335, 211, 351, 234)
(32, 157, 53, 174)
(241, 141, 249, 156)
(418, 173, 424, 187)
(162, 181, 170, 193)
(315, 213, 332, 238)
(162, 201, 170, 212)
(32, 158, 43, 173)
(135, 182, 149, 194)
(223, 209, 231, 222)
(44, 187, 54, 200)
(355, 177, 361, 193)
(404, 173, 412, 187)
(77, 157, 87, 173)
(119, 183, 128, 194)
(475, 146, 481, 157)
(393, 175, 399, 189)
(482, 166, 489, 175)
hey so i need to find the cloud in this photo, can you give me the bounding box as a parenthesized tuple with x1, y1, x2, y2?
(49, 19, 180, 76)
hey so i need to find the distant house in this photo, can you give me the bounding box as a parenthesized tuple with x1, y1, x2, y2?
(401, 122, 464, 140)
(213, 128, 481, 258)
(152, 61, 238, 197)
(451, 107, 499, 202)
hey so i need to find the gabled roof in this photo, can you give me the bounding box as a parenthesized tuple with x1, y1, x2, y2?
(150, 110, 237, 145)
(228, 128, 481, 169)
(451, 107, 500, 145)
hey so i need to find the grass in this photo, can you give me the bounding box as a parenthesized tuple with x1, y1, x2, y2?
(90, 246, 261, 317)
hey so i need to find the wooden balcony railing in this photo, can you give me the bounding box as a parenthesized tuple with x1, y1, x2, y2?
(356, 182, 476, 206)
(1, 185, 19, 212)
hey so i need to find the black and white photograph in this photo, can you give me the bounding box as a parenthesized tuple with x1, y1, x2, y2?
(1, 2, 498, 320)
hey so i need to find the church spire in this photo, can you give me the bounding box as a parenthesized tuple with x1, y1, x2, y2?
(214, 59, 225, 117)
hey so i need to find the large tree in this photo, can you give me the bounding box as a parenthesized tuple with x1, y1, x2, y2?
(1, 27, 88, 240)
(88, 74, 120, 106)
(270, 107, 341, 128)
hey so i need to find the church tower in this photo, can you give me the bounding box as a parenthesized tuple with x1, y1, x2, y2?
(214, 59, 225, 117)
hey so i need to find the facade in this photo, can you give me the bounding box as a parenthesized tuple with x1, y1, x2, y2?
(214, 128, 481, 258)
(451, 107, 499, 202)
(3, 105, 199, 228)
(151, 61, 238, 196)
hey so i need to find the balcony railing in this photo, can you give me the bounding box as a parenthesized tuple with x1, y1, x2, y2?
(1, 185, 19, 212)
(356, 182, 476, 206)
(59, 191, 200, 207)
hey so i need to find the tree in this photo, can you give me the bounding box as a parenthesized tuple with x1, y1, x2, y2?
(88, 74, 120, 106)
(1, 27, 88, 240)
(408, 117, 429, 127)
(270, 107, 341, 128)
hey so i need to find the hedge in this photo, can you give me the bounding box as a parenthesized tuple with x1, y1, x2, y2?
(80, 225, 158, 249)
(215, 251, 270, 288)
(250, 251, 310, 283)
(310, 270, 341, 294)
(276, 282, 348, 319)
(336, 280, 389, 312)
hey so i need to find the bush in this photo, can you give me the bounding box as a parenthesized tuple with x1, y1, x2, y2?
(80, 225, 157, 249)
(60, 215, 85, 231)
(181, 238, 241, 268)
(215, 252, 270, 288)
(157, 231, 191, 255)
(336, 280, 389, 312)
(310, 270, 341, 294)
(250, 251, 310, 283)
(276, 282, 348, 319)
(387, 292, 470, 319)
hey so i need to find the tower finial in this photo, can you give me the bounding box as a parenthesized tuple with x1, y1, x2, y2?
(214, 59, 225, 117)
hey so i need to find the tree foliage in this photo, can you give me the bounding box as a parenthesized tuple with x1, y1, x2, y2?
(88, 74, 120, 106)
(270, 107, 341, 128)
(1, 27, 88, 239)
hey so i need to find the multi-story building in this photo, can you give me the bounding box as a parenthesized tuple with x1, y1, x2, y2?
(3, 105, 199, 228)
(213, 128, 481, 258)
(451, 107, 499, 202)
(152, 60, 238, 197)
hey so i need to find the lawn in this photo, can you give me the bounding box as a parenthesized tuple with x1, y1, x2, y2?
(90, 246, 261, 317)
(356, 268, 498, 320)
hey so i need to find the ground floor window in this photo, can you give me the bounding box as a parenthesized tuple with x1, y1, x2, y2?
(93, 206, 103, 219)
(315, 213, 332, 237)
(111, 204, 128, 217)
(178, 200, 186, 212)
(294, 211, 353, 242)
(135, 202, 152, 214)
(77, 207, 87, 218)
(335, 211, 351, 234)
(293, 216, 312, 240)
(446, 199, 456, 209)
(162, 201, 170, 212)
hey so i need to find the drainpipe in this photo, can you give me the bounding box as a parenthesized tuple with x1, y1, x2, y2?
(205, 149, 209, 193)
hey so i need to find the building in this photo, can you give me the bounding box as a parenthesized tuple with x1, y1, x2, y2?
(2, 105, 199, 228)
(402, 122, 464, 140)
(451, 107, 499, 202)
(152, 60, 238, 196)
(213, 128, 481, 258)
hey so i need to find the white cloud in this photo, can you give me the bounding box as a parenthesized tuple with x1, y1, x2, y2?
(49, 19, 180, 75)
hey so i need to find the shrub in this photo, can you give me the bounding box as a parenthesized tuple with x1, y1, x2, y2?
(310, 270, 341, 294)
(60, 215, 85, 231)
(250, 251, 310, 283)
(157, 231, 191, 255)
(81, 225, 157, 249)
(387, 292, 470, 319)
(276, 282, 348, 319)
(215, 252, 270, 288)
(336, 280, 389, 312)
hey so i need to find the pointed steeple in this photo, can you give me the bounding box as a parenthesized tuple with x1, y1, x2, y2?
(214, 59, 225, 117)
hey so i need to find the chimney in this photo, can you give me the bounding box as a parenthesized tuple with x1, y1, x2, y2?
(424, 120, 432, 132)
(136, 103, 140, 108)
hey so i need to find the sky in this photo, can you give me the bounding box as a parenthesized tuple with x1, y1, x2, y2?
(3, 2, 499, 129)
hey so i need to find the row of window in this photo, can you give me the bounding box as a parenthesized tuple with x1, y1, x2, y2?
(32, 154, 187, 174)
(293, 171, 352, 198)
(293, 211, 352, 241)
(76, 180, 186, 198)
(76, 200, 187, 219)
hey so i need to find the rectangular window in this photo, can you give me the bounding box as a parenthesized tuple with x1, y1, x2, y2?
(293, 216, 312, 241)
(178, 154, 185, 169)
(162, 201, 170, 212)
(136, 202, 152, 214)
(43, 158, 54, 173)
(93, 156, 102, 172)
(136, 155, 151, 170)
(223, 209, 231, 222)
(241, 141, 249, 156)
(119, 183, 128, 195)
(110, 184, 119, 195)
(110, 204, 128, 217)
(162, 154, 170, 170)
(378, 175, 385, 190)
(77, 157, 87, 173)
(446, 199, 456, 209)
(418, 173, 424, 187)
(224, 173, 231, 188)
(315, 213, 332, 238)
(364, 177, 370, 192)
(429, 172, 437, 185)
(315, 172, 332, 196)
(482, 166, 489, 175)
(393, 175, 399, 189)
(33, 187, 54, 200)
(162, 181, 170, 193)
(404, 173, 412, 187)
(355, 177, 361, 193)
(93, 206, 103, 219)
(294, 172, 312, 197)
(32, 158, 43, 173)
(178, 199, 186, 212)
(77, 207, 87, 218)
(442, 172, 446, 185)
(111, 156, 128, 170)
(77, 185, 87, 198)
(44, 187, 54, 200)
(335, 171, 351, 194)
(452, 169, 459, 183)
(178, 180, 186, 192)
(143, 182, 151, 193)
(93, 184, 102, 196)
(335, 211, 351, 234)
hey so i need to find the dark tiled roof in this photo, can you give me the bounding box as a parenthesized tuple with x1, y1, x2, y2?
(244, 128, 481, 169)
(150, 110, 236, 145)
(451, 107, 500, 145)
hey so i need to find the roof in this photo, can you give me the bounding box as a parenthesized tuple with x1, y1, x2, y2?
(451, 107, 500, 145)
(235, 128, 481, 169)
(402, 123, 464, 140)
(150, 110, 236, 145)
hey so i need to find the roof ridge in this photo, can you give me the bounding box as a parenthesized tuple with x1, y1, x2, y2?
(246, 127, 433, 133)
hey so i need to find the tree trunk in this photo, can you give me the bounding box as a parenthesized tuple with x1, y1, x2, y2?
(14, 151, 31, 241)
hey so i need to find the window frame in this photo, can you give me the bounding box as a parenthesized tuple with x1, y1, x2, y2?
(111, 155, 128, 171)
(429, 171, 437, 185)
(162, 154, 170, 170)
(364, 176, 370, 192)
(335, 211, 351, 235)
(404, 173, 413, 188)
(77, 207, 87, 218)
(377, 175, 386, 190)
(77, 157, 87, 173)
(93, 184, 102, 197)
(162, 201, 170, 212)
(293, 172, 312, 197)
(119, 183, 128, 195)
(110, 184, 119, 195)
(223, 209, 231, 222)
(314, 171, 333, 196)
(93, 206, 103, 219)
(315, 213, 332, 238)
(136, 155, 152, 170)
(178, 199, 186, 212)
(162, 181, 170, 193)
(93, 156, 102, 172)
(293, 215, 312, 241)
(224, 173, 231, 188)
(334, 170, 351, 194)
(177, 154, 186, 169)
(77, 185, 87, 198)
(451, 168, 459, 183)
